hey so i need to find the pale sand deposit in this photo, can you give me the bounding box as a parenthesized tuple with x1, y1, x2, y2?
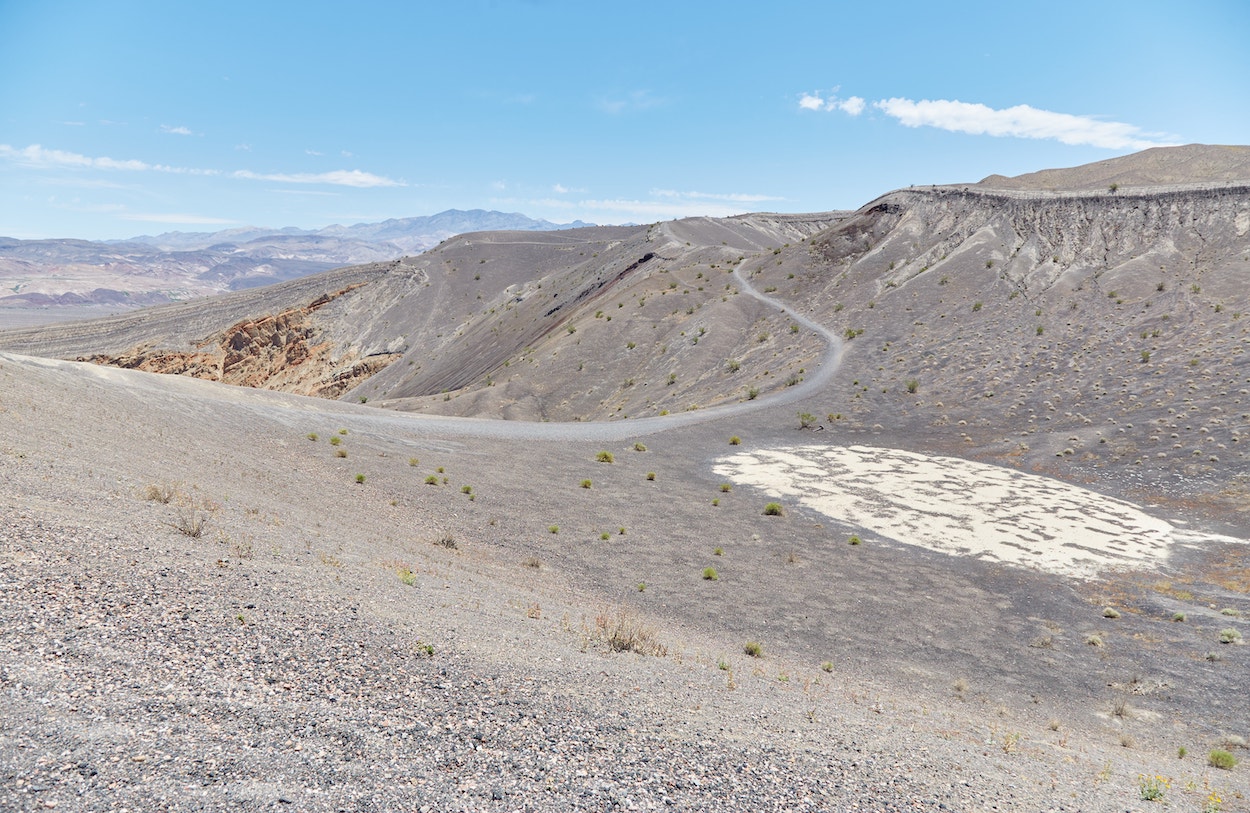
(712, 444, 1232, 577)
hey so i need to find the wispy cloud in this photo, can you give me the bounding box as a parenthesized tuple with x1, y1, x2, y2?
(597, 89, 663, 115)
(305, 149, 324, 156)
(651, 189, 783, 204)
(799, 92, 866, 116)
(798, 89, 1176, 149)
(552, 183, 568, 194)
(0, 143, 217, 174)
(232, 169, 404, 188)
(160, 124, 193, 136)
(872, 97, 1176, 150)
(2, 143, 404, 189)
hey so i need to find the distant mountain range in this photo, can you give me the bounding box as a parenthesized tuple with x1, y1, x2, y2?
(0, 210, 594, 315)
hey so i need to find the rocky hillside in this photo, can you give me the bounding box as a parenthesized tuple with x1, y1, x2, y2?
(3, 146, 1249, 500)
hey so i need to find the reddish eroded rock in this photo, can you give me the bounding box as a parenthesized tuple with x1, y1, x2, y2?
(82, 296, 396, 399)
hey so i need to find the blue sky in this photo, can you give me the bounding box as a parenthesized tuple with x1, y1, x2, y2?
(1, 0, 1246, 240)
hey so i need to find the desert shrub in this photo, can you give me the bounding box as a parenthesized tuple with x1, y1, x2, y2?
(702, 567, 719, 581)
(594, 607, 666, 656)
(798, 412, 816, 428)
(633, 442, 647, 452)
(1218, 628, 1242, 644)
(581, 479, 593, 489)
(762, 502, 783, 516)
(720, 483, 732, 493)
(600, 531, 610, 540)
(729, 435, 741, 445)
(169, 501, 208, 538)
(1171, 612, 1186, 622)
(424, 475, 439, 485)
(408, 457, 419, 467)
(646, 472, 656, 481)
(306, 432, 318, 442)
(143, 483, 179, 504)
(743, 641, 762, 658)
(329, 436, 342, 446)
(821, 661, 833, 673)
(461, 485, 473, 494)
(521, 556, 541, 569)
(548, 525, 559, 534)
(596, 451, 615, 463)
(336, 449, 348, 458)
(434, 535, 457, 549)
(397, 567, 417, 586)
(1208, 749, 1237, 770)
(906, 379, 919, 394)
(354, 474, 366, 484)
(848, 534, 862, 546)
(1103, 607, 1121, 619)
(713, 547, 723, 556)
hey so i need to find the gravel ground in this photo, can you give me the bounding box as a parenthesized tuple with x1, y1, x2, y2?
(2, 354, 1246, 812)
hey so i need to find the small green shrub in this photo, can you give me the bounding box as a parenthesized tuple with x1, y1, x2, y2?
(743, 641, 762, 658)
(408, 457, 419, 467)
(581, 479, 593, 489)
(397, 567, 417, 586)
(729, 435, 741, 446)
(905, 379, 919, 394)
(335, 449, 348, 458)
(461, 485, 473, 494)
(713, 547, 723, 556)
(719, 483, 732, 493)
(600, 531, 610, 540)
(596, 451, 615, 463)
(1171, 612, 1186, 622)
(306, 432, 318, 442)
(549, 525, 559, 534)
(354, 474, 366, 484)
(424, 475, 439, 485)
(848, 534, 861, 545)
(711, 498, 719, 506)
(1208, 749, 1237, 770)
(702, 567, 719, 581)
(329, 436, 342, 446)
(1218, 628, 1242, 644)
(633, 442, 647, 452)
(762, 502, 783, 516)
(646, 472, 656, 481)
(821, 661, 833, 673)
(1103, 607, 1121, 619)
(338, 428, 348, 435)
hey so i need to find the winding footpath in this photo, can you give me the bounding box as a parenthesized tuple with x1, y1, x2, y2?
(2, 248, 843, 444)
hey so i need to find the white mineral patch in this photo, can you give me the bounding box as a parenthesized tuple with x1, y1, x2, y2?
(714, 445, 1193, 577)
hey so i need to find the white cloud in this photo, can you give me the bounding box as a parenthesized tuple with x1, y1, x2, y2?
(839, 96, 865, 116)
(798, 92, 865, 116)
(305, 149, 324, 156)
(552, 183, 568, 194)
(0, 143, 218, 175)
(160, 124, 193, 136)
(233, 169, 404, 188)
(873, 97, 1176, 150)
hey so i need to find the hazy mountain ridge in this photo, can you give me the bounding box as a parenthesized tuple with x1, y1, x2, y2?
(0, 209, 593, 314)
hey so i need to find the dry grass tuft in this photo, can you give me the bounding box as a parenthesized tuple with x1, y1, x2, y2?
(592, 607, 666, 657)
